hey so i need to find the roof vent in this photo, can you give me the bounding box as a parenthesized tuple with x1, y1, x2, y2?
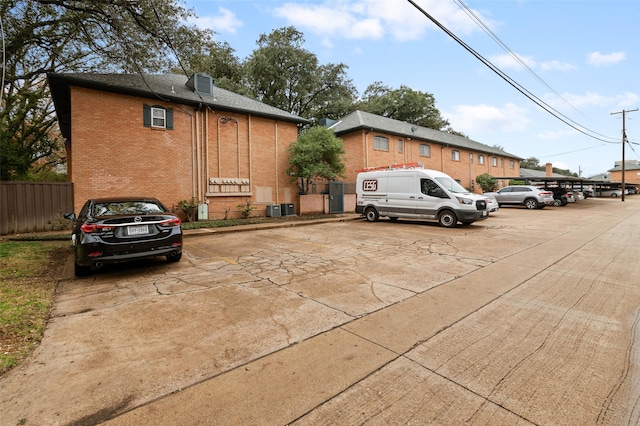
(187, 73, 213, 96)
(319, 118, 338, 127)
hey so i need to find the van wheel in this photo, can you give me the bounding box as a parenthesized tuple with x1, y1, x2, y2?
(438, 210, 457, 228)
(364, 207, 379, 222)
(524, 198, 539, 209)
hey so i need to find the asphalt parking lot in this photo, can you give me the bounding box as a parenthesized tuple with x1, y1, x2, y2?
(1, 197, 639, 425)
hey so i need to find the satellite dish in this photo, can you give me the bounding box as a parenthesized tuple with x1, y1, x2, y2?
(410, 125, 418, 133)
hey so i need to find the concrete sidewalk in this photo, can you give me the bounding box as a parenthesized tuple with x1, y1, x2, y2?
(105, 200, 640, 425)
(2, 198, 639, 426)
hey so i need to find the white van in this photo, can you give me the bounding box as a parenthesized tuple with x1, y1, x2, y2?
(355, 168, 489, 227)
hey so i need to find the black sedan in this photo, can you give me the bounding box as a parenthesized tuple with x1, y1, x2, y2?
(65, 197, 183, 276)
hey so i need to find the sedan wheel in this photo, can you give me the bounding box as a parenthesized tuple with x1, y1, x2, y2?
(524, 199, 539, 209)
(74, 262, 91, 277)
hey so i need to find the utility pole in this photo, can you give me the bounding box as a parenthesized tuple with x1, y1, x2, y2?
(611, 108, 638, 202)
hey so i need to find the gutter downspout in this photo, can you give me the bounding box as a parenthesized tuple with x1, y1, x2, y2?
(440, 144, 448, 172)
(248, 115, 252, 191)
(364, 129, 372, 169)
(275, 121, 279, 204)
(205, 108, 209, 200)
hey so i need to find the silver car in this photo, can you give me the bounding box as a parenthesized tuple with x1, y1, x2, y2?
(485, 185, 555, 209)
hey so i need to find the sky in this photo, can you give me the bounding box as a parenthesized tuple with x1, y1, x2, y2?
(183, 0, 640, 178)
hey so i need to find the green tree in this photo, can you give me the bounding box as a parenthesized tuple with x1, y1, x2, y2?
(176, 41, 249, 95)
(475, 173, 498, 192)
(287, 126, 346, 194)
(356, 82, 450, 130)
(244, 26, 357, 120)
(520, 157, 542, 170)
(1, 0, 215, 180)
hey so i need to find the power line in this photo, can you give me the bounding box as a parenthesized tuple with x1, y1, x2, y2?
(405, 0, 620, 144)
(452, 0, 615, 140)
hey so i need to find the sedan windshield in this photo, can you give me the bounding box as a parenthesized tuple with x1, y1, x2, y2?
(93, 201, 167, 216)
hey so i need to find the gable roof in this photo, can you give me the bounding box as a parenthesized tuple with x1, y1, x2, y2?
(47, 73, 309, 140)
(519, 167, 569, 179)
(329, 110, 521, 160)
(608, 161, 640, 172)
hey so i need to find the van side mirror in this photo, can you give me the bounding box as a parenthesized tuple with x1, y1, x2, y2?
(64, 213, 76, 221)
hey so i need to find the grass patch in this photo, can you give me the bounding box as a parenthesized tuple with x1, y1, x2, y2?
(0, 240, 69, 375)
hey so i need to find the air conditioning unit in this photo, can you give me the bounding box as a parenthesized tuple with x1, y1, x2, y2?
(280, 203, 295, 216)
(266, 205, 281, 217)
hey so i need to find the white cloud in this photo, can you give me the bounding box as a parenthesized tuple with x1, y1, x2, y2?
(489, 53, 536, 70)
(190, 7, 242, 34)
(586, 51, 626, 66)
(537, 128, 577, 140)
(542, 91, 640, 110)
(539, 60, 576, 72)
(616, 92, 640, 108)
(444, 103, 531, 134)
(488, 54, 574, 72)
(272, 0, 496, 42)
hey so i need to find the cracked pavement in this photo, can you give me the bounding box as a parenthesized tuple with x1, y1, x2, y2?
(1, 198, 639, 425)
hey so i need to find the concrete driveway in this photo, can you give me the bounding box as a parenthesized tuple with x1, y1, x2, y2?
(1, 197, 639, 425)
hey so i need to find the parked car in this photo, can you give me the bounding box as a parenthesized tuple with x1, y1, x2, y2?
(483, 193, 500, 213)
(485, 185, 554, 209)
(65, 197, 183, 276)
(543, 187, 569, 206)
(597, 189, 624, 197)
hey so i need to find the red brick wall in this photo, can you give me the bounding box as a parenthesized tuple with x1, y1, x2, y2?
(70, 87, 193, 213)
(341, 130, 519, 193)
(69, 87, 300, 217)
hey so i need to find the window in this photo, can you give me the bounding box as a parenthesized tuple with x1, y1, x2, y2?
(492, 157, 498, 167)
(478, 155, 485, 165)
(398, 139, 403, 153)
(152, 107, 166, 128)
(419, 144, 431, 157)
(510, 160, 515, 169)
(374, 136, 389, 151)
(143, 104, 174, 130)
(452, 150, 460, 161)
(470, 153, 474, 164)
(421, 179, 447, 198)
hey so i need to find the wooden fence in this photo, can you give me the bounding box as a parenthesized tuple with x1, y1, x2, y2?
(0, 181, 74, 235)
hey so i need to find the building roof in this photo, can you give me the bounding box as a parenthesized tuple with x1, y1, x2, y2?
(47, 73, 309, 140)
(519, 168, 569, 179)
(329, 110, 522, 160)
(608, 160, 640, 172)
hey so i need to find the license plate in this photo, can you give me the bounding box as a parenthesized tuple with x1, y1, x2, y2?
(127, 225, 149, 235)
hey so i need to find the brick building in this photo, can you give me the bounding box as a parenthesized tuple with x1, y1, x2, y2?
(48, 73, 309, 219)
(608, 160, 640, 188)
(329, 111, 521, 193)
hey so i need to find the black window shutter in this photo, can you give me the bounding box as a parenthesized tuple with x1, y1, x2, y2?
(166, 108, 174, 130)
(143, 104, 151, 127)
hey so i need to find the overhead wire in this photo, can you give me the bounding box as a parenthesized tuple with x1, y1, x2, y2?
(406, 0, 620, 145)
(452, 0, 615, 140)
